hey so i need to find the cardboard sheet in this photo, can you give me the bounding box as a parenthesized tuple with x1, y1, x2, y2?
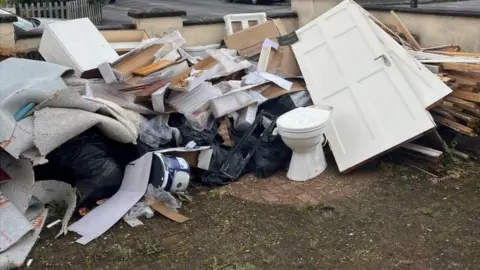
(69, 152, 153, 245)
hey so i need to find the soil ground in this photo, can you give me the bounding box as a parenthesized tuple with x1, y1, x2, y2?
(26, 159, 480, 270)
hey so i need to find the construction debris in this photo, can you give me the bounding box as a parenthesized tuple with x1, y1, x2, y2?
(1, 0, 480, 267)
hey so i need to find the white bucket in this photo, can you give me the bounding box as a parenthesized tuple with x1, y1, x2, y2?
(184, 44, 221, 59)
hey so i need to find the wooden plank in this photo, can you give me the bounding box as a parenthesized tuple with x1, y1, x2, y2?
(433, 115, 477, 137)
(447, 74, 479, 86)
(441, 63, 480, 73)
(42, 2, 47, 17)
(445, 96, 480, 117)
(132, 60, 174, 76)
(390, 11, 422, 51)
(428, 51, 480, 58)
(451, 90, 480, 103)
(440, 105, 480, 125)
(401, 143, 443, 158)
(432, 107, 456, 121)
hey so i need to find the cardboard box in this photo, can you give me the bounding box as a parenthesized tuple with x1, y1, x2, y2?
(223, 19, 301, 77)
(39, 18, 119, 78)
(155, 146, 213, 170)
(170, 57, 220, 92)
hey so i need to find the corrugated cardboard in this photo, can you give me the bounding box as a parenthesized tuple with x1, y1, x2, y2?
(170, 57, 220, 92)
(224, 19, 301, 77)
(254, 78, 306, 99)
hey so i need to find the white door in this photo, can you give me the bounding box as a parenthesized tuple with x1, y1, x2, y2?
(291, 0, 435, 172)
(365, 15, 451, 109)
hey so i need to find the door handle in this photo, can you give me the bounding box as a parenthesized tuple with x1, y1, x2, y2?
(374, 54, 391, 67)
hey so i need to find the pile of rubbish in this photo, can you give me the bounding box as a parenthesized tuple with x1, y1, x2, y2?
(1, 0, 480, 267)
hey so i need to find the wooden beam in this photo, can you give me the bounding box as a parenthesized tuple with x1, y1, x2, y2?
(427, 51, 480, 58)
(450, 90, 480, 103)
(433, 115, 477, 137)
(390, 11, 422, 51)
(445, 96, 480, 117)
(441, 63, 480, 73)
(440, 105, 480, 126)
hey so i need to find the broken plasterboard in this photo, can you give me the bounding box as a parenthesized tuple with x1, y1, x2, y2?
(170, 57, 221, 92)
(69, 152, 153, 245)
(39, 18, 119, 77)
(291, 0, 435, 171)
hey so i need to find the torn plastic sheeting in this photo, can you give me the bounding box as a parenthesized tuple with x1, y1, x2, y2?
(207, 48, 252, 79)
(0, 58, 71, 155)
(0, 151, 35, 215)
(69, 152, 153, 245)
(139, 114, 173, 148)
(32, 180, 76, 238)
(0, 191, 34, 253)
(244, 71, 292, 90)
(0, 208, 49, 270)
(122, 201, 154, 228)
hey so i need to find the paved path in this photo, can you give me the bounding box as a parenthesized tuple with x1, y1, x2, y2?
(102, 0, 291, 24)
(396, 0, 480, 11)
(101, 0, 441, 25)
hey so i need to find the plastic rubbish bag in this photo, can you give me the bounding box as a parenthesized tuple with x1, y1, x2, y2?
(124, 202, 154, 220)
(139, 115, 173, 148)
(169, 114, 219, 146)
(145, 184, 181, 210)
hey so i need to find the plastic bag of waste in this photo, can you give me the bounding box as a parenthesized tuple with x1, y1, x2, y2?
(145, 184, 181, 210)
(139, 115, 173, 148)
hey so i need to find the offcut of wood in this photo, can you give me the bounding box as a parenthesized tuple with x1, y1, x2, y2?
(132, 60, 174, 76)
(390, 11, 422, 51)
(440, 62, 480, 73)
(445, 96, 480, 116)
(450, 90, 480, 103)
(433, 115, 477, 137)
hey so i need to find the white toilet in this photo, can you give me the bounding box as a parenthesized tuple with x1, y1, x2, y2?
(276, 105, 333, 181)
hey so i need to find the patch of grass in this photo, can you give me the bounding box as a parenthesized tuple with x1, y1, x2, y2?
(138, 239, 165, 256)
(113, 244, 133, 261)
(212, 257, 258, 270)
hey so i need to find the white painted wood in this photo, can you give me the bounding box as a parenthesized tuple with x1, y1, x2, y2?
(291, 0, 435, 172)
(223, 13, 267, 36)
(365, 16, 451, 108)
(39, 18, 118, 76)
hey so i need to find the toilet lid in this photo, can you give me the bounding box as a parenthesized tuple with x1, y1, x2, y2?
(276, 107, 331, 132)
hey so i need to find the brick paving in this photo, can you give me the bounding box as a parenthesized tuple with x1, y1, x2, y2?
(223, 162, 381, 205)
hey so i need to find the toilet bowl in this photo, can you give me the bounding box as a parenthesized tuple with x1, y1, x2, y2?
(276, 105, 333, 181)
